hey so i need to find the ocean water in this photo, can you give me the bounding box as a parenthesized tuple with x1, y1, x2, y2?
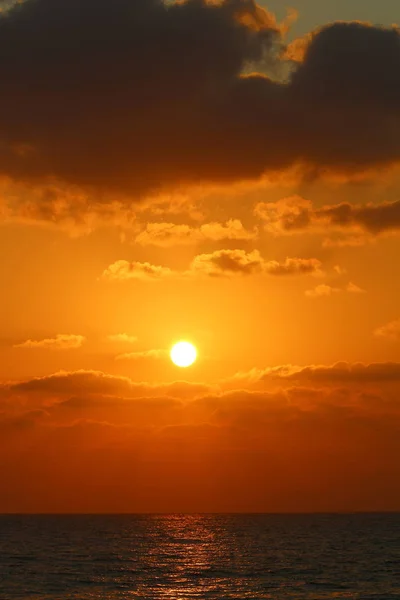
(0, 514, 399, 599)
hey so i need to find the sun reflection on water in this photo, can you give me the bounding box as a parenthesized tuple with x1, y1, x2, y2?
(2, 514, 399, 599)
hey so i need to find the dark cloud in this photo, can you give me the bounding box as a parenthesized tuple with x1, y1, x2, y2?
(0, 1, 399, 217)
(264, 257, 322, 276)
(0, 0, 279, 196)
(258, 362, 400, 384)
(316, 200, 400, 234)
(54, 394, 183, 428)
(0, 409, 48, 432)
(3, 366, 400, 435)
(9, 369, 211, 400)
(256, 197, 400, 237)
(10, 370, 136, 396)
(288, 23, 400, 169)
(1, 365, 400, 511)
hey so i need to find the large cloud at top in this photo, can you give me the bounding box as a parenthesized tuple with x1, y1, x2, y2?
(0, 0, 399, 201)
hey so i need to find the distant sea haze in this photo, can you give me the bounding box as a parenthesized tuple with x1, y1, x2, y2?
(0, 513, 399, 599)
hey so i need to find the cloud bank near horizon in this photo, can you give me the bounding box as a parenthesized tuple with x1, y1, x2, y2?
(0, 363, 399, 512)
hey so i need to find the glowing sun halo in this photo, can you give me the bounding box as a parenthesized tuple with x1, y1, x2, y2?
(170, 341, 197, 368)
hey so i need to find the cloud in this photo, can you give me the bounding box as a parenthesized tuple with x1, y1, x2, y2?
(334, 265, 347, 275)
(135, 192, 204, 221)
(0, 409, 49, 433)
(256, 196, 400, 240)
(374, 319, 400, 341)
(0, 2, 399, 222)
(192, 251, 324, 278)
(322, 234, 373, 248)
(284, 32, 314, 63)
(190, 249, 264, 277)
(107, 334, 138, 344)
(13, 334, 85, 350)
(9, 370, 138, 397)
(5, 363, 400, 408)
(305, 284, 340, 298)
(283, 21, 374, 65)
(0, 0, 281, 201)
(346, 282, 366, 294)
(289, 22, 400, 171)
(255, 362, 400, 384)
(189, 250, 323, 278)
(102, 260, 173, 282)
(0, 179, 138, 234)
(305, 282, 365, 297)
(316, 200, 400, 235)
(7, 369, 211, 400)
(103, 250, 323, 281)
(254, 196, 313, 234)
(264, 257, 322, 276)
(115, 349, 167, 361)
(135, 219, 256, 246)
(1, 365, 400, 511)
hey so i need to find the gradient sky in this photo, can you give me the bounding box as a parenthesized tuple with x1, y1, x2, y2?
(1, 0, 400, 513)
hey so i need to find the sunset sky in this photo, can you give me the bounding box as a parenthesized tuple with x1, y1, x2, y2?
(1, 0, 400, 513)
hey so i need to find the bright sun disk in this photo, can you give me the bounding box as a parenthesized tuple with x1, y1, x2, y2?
(170, 341, 197, 368)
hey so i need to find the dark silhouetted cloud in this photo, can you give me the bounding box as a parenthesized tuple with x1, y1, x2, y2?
(0, 1, 398, 221)
(256, 361, 400, 384)
(256, 197, 400, 240)
(8, 369, 211, 399)
(316, 200, 400, 234)
(1, 364, 400, 511)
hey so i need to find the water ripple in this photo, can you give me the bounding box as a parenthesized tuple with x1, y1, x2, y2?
(0, 514, 399, 599)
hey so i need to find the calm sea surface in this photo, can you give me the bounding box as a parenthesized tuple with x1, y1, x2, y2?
(0, 514, 399, 599)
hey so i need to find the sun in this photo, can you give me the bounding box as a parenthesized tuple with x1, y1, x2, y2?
(170, 341, 197, 368)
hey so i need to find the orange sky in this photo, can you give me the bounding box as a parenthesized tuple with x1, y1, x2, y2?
(1, 0, 400, 513)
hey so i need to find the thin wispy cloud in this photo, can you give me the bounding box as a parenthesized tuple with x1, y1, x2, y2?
(305, 282, 366, 298)
(115, 349, 167, 361)
(374, 319, 400, 341)
(14, 334, 85, 350)
(107, 334, 138, 344)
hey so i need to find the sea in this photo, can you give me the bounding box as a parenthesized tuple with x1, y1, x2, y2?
(0, 514, 399, 599)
